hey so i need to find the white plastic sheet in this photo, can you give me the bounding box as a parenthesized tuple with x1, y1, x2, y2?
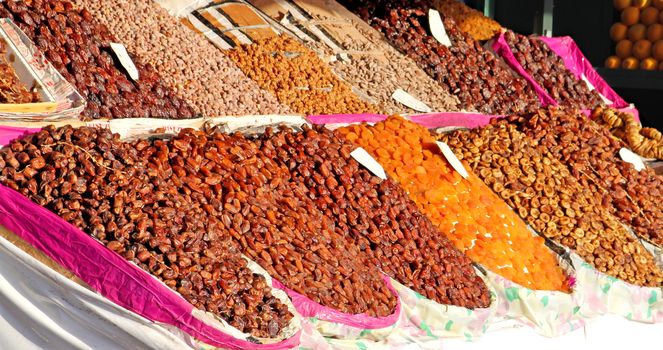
(0, 234, 195, 350)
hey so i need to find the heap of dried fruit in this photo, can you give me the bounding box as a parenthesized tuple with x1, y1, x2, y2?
(592, 106, 663, 160)
(226, 35, 377, 115)
(504, 30, 604, 109)
(0, 126, 292, 337)
(338, 116, 569, 292)
(441, 121, 663, 286)
(433, 0, 501, 41)
(0, 39, 40, 103)
(337, 0, 540, 115)
(256, 125, 490, 308)
(0, 0, 196, 119)
(508, 108, 663, 248)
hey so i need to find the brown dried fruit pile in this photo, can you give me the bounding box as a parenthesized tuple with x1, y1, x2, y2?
(508, 109, 662, 248)
(170, 127, 397, 317)
(591, 106, 663, 160)
(0, 0, 196, 119)
(255, 126, 490, 308)
(337, 0, 540, 115)
(0, 39, 40, 103)
(73, 0, 291, 116)
(0, 126, 292, 337)
(441, 121, 663, 286)
(226, 35, 377, 115)
(504, 30, 604, 109)
(433, 0, 501, 41)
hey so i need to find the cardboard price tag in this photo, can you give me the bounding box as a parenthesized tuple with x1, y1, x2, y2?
(391, 89, 432, 113)
(110, 43, 139, 81)
(428, 9, 452, 47)
(351, 147, 387, 180)
(436, 141, 468, 178)
(619, 147, 645, 171)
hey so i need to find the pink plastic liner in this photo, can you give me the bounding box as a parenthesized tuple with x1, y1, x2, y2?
(272, 275, 400, 329)
(0, 132, 300, 350)
(491, 33, 557, 106)
(409, 112, 505, 129)
(539, 36, 628, 108)
(307, 113, 388, 124)
(0, 125, 41, 145)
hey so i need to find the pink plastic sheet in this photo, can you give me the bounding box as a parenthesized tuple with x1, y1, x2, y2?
(539, 36, 628, 108)
(0, 131, 301, 350)
(491, 33, 557, 106)
(307, 114, 388, 124)
(409, 112, 505, 129)
(272, 275, 401, 329)
(0, 126, 40, 145)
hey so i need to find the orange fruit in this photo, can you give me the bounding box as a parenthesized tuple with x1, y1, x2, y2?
(628, 23, 647, 40)
(622, 56, 640, 68)
(622, 6, 641, 25)
(640, 57, 658, 69)
(611, 23, 629, 41)
(647, 23, 663, 41)
(633, 0, 651, 8)
(655, 0, 663, 9)
(616, 39, 634, 58)
(615, 0, 632, 9)
(654, 40, 663, 59)
(606, 55, 622, 68)
(633, 39, 653, 58)
(641, 6, 660, 24)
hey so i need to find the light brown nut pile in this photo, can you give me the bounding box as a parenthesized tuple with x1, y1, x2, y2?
(306, 19, 461, 114)
(0, 39, 40, 103)
(509, 109, 663, 248)
(441, 122, 663, 287)
(73, 0, 291, 116)
(225, 35, 377, 115)
(592, 106, 663, 160)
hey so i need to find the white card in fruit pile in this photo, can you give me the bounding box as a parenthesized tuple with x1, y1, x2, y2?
(351, 147, 387, 180)
(110, 43, 139, 81)
(428, 9, 452, 47)
(391, 89, 432, 113)
(436, 141, 469, 178)
(619, 147, 645, 171)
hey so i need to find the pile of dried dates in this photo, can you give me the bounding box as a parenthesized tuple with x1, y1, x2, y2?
(504, 30, 604, 109)
(337, 0, 540, 114)
(0, 0, 195, 119)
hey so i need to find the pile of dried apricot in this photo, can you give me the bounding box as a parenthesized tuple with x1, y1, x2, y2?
(337, 116, 569, 292)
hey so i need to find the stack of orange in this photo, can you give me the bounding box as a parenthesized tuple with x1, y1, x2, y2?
(606, 0, 663, 70)
(338, 116, 569, 292)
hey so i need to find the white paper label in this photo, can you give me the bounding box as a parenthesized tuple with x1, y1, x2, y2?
(351, 147, 387, 180)
(581, 74, 612, 105)
(436, 141, 468, 178)
(391, 89, 432, 113)
(428, 9, 452, 47)
(110, 43, 139, 81)
(619, 148, 645, 171)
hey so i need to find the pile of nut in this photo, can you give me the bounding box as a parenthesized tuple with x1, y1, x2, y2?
(0, 39, 40, 103)
(591, 106, 663, 160)
(226, 35, 377, 115)
(0, 0, 196, 119)
(441, 121, 663, 286)
(256, 125, 490, 308)
(300, 17, 462, 114)
(504, 30, 604, 109)
(433, 0, 501, 41)
(73, 0, 291, 117)
(508, 109, 662, 249)
(337, 0, 540, 115)
(338, 116, 570, 292)
(0, 126, 293, 337)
